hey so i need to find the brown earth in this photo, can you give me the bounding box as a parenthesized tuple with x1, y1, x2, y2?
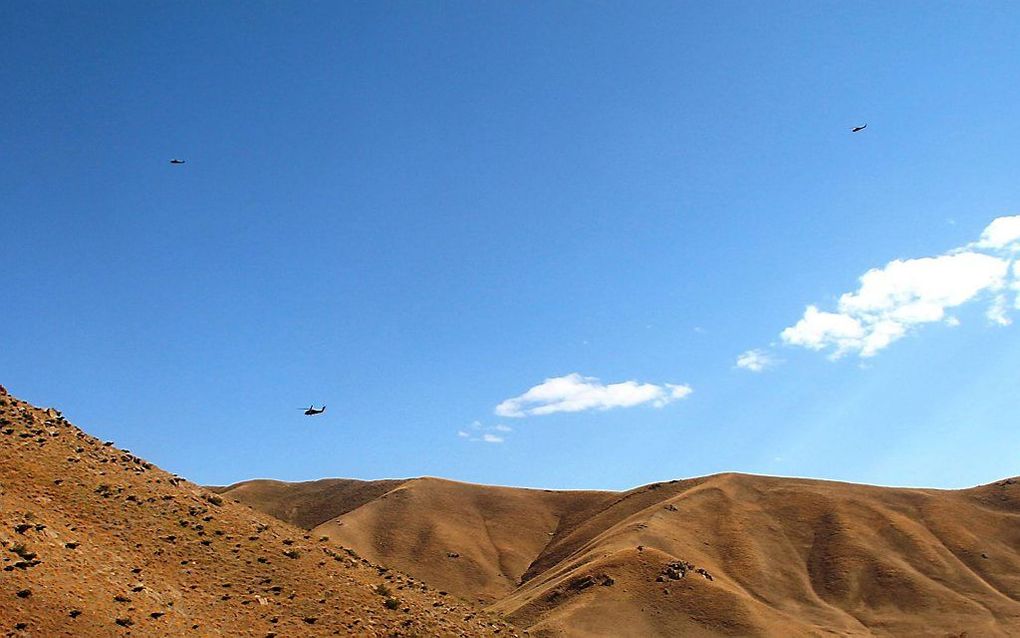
(0, 387, 516, 637)
(221, 471, 1020, 637)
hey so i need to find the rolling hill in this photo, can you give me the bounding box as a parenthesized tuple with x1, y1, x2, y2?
(220, 471, 1020, 636)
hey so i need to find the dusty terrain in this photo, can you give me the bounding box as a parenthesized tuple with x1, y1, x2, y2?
(221, 472, 1020, 637)
(3, 382, 1018, 638)
(0, 387, 515, 637)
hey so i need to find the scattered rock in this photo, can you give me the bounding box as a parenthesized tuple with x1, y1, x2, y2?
(568, 575, 597, 590)
(662, 561, 693, 580)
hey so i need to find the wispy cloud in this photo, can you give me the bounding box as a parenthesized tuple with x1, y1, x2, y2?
(987, 294, 1011, 327)
(735, 349, 779, 372)
(495, 373, 692, 418)
(457, 421, 510, 443)
(779, 215, 1019, 359)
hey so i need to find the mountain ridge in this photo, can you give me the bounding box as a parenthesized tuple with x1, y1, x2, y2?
(220, 472, 1020, 637)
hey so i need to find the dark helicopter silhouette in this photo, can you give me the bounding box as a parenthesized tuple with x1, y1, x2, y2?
(169, 159, 186, 164)
(301, 405, 326, 416)
(851, 124, 867, 133)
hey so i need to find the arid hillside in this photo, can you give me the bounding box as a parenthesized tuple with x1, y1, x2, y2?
(221, 471, 1020, 637)
(209, 478, 409, 531)
(0, 387, 515, 637)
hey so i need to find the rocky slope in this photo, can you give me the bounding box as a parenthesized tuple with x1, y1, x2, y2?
(0, 387, 515, 637)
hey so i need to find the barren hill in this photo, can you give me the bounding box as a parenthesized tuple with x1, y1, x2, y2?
(221, 472, 1020, 637)
(209, 478, 409, 530)
(0, 387, 515, 637)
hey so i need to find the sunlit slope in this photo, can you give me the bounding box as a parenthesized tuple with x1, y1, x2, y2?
(494, 473, 1020, 636)
(0, 388, 514, 637)
(211, 477, 408, 530)
(224, 470, 1020, 636)
(313, 478, 612, 605)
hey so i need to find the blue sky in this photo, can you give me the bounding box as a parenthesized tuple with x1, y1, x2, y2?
(2, 2, 1019, 490)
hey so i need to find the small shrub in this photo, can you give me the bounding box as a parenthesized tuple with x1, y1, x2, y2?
(373, 583, 391, 597)
(283, 549, 301, 559)
(384, 597, 400, 610)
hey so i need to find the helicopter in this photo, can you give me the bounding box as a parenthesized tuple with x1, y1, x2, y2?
(301, 405, 326, 416)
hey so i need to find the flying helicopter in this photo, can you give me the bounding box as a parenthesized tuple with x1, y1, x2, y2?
(301, 405, 326, 416)
(169, 159, 186, 164)
(851, 124, 868, 133)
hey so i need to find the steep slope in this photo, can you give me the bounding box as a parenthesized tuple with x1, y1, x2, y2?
(314, 478, 612, 605)
(493, 473, 1020, 637)
(223, 472, 1020, 637)
(0, 387, 516, 637)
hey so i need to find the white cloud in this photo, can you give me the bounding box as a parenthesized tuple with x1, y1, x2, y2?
(779, 216, 1020, 358)
(457, 430, 470, 438)
(495, 373, 692, 418)
(976, 215, 1020, 251)
(781, 306, 866, 355)
(481, 433, 504, 444)
(492, 424, 513, 432)
(735, 349, 779, 372)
